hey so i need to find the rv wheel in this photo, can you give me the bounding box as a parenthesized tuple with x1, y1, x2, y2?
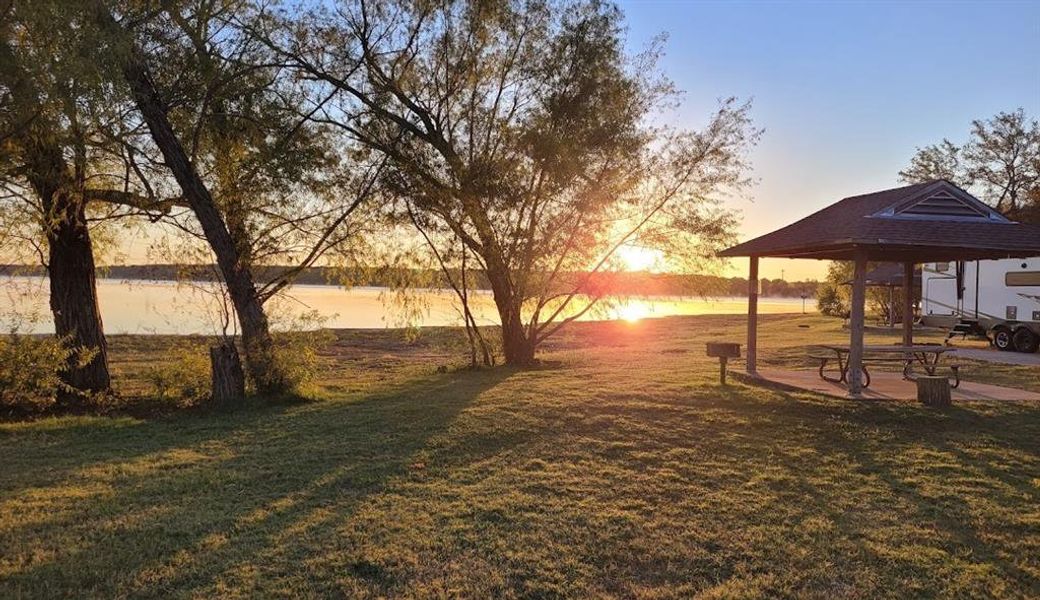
(992, 327, 1013, 351)
(1012, 328, 1039, 353)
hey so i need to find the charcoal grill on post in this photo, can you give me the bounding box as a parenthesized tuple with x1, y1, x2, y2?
(706, 342, 741, 385)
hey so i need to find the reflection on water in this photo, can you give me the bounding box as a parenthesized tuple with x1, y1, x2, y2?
(1, 277, 811, 335)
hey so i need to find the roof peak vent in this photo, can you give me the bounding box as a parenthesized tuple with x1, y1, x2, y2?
(873, 183, 1009, 222)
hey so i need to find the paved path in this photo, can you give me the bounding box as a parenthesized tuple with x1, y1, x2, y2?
(951, 348, 1040, 366)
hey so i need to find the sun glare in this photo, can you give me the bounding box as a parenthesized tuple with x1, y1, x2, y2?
(617, 244, 662, 272)
(617, 301, 652, 323)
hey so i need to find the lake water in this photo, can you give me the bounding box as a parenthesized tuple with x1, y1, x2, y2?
(0, 277, 810, 335)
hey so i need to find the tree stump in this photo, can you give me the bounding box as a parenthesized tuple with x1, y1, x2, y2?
(917, 375, 951, 407)
(210, 342, 245, 404)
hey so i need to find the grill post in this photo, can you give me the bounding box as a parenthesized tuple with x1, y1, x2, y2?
(707, 342, 741, 386)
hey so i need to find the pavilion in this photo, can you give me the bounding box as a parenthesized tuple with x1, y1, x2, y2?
(719, 180, 1040, 397)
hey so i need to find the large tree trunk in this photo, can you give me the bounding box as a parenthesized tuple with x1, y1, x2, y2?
(487, 273, 536, 367)
(24, 142, 111, 406)
(98, 6, 287, 394)
(500, 311, 536, 366)
(46, 193, 111, 405)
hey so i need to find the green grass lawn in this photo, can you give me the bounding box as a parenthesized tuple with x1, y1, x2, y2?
(2, 314, 1039, 598)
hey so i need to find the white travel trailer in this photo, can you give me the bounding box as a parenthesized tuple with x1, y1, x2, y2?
(921, 258, 1040, 352)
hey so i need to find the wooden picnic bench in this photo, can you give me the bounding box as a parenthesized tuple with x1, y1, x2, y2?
(810, 344, 960, 389)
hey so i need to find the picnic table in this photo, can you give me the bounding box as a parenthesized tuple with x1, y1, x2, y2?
(812, 344, 959, 389)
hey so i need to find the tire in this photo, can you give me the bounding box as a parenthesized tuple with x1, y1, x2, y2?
(992, 327, 1014, 351)
(1012, 327, 1039, 353)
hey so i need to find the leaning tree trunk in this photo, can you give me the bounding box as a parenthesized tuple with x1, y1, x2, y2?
(46, 194, 111, 405)
(99, 6, 288, 394)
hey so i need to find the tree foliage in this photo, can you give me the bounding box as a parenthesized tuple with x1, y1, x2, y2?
(92, 0, 382, 393)
(816, 261, 852, 319)
(816, 261, 918, 323)
(5, 0, 763, 404)
(261, 0, 758, 364)
(131, 0, 381, 299)
(901, 109, 1040, 221)
(0, 0, 166, 402)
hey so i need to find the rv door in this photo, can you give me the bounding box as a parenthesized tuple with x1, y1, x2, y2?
(924, 266, 959, 316)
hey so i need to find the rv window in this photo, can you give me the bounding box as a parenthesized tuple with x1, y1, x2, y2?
(935, 262, 950, 272)
(1005, 271, 1040, 286)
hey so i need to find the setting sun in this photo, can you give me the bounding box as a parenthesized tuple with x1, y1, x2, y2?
(616, 301, 652, 323)
(617, 244, 663, 272)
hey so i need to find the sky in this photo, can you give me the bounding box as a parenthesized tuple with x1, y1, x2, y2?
(108, 1, 1040, 281)
(618, 0, 1040, 280)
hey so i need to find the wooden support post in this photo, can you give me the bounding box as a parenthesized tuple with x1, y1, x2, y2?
(720, 356, 728, 385)
(888, 286, 896, 327)
(747, 256, 759, 374)
(903, 261, 914, 347)
(848, 250, 867, 396)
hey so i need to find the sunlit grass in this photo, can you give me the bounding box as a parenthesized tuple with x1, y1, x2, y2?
(1, 314, 1038, 597)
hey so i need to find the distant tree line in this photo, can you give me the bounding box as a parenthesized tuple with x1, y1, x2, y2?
(0, 264, 819, 298)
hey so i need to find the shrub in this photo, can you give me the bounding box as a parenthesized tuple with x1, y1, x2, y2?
(817, 262, 852, 319)
(145, 342, 211, 406)
(816, 283, 849, 319)
(263, 310, 334, 395)
(0, 333, 90, 413)
(270, 334, 333, 394)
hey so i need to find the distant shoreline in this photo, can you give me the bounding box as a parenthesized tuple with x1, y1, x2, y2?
(0, 264, 820, 299)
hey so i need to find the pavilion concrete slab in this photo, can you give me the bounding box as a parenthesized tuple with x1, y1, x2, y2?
(753, 369, 1040, 402)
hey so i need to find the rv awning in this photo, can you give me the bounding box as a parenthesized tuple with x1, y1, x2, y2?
(718, 180, 1040, 262)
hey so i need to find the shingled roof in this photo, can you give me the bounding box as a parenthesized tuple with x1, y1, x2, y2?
(719, 180, 1040, 262)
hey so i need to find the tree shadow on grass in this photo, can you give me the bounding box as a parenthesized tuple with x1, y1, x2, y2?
(0, 367, 514, 597)
(0, 398, 298, 495)
(724, 386, 1040, 594)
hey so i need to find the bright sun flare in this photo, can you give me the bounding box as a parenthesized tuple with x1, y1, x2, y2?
(617, 244, 662, 272)
(617, 302, 652, 323)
